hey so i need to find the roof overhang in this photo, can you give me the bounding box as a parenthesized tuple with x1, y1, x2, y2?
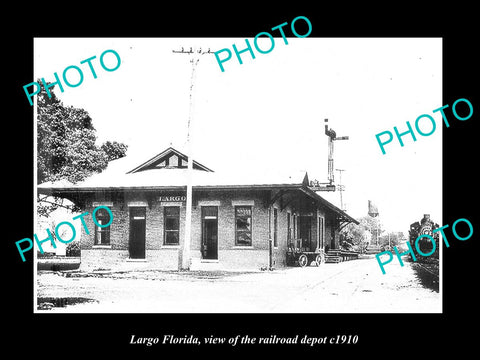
(38, 182, 358, 225)
(299, 186, 359, 225)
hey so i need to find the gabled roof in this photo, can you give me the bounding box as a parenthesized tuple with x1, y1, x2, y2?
(36, 146, 358, 225)
(127, 147, 213, 173)
(37, 146, 309, 191)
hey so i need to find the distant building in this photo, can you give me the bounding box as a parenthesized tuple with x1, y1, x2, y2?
(38, 147, 358, 271)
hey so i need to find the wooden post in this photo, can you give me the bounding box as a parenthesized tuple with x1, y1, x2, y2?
(172, 47, 212, 271)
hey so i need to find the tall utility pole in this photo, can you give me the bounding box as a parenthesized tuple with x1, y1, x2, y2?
(324, 119, 349, 185)
(335, 168, 346, 211)
(172, 46, 212, 271)
(368, 200, 380, 246)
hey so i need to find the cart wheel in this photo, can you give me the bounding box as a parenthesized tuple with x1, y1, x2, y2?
(297, 254, 308, 267)
(315, 254, 325, 266)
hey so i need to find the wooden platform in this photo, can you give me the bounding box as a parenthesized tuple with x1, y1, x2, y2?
(364, 245, 383, 255)
(325, 250, 359, 263)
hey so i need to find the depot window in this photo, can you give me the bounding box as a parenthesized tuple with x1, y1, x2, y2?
(235, 206, 252, 246)
(164, 207, 180, 245)
(94, 208, 111, 245)
(273, 208, 278, 247)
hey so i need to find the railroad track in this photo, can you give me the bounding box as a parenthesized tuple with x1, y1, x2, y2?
(412, 262, 439, 293)
(414, 262, 439, 278)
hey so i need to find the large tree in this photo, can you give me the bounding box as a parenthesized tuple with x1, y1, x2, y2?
(37, 81, 127, 216)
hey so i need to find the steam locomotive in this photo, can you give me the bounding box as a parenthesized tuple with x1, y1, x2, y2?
(408, 214, 440, 261)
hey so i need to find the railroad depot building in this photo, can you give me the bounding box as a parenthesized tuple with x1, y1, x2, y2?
(38, 147, 358, 271)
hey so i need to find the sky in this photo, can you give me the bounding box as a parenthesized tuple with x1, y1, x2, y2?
(34, 37, 442, 233)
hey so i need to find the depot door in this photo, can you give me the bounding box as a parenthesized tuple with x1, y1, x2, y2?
(129, 207, 146, 259)
(202, 207, 218, 260)
(299, 216, 312, 251)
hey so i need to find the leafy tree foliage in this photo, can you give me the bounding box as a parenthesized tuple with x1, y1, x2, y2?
(379, 231, 406, 250)
(37, 81, 127, 216)
(340, 215, 384, 251)
(101, 141, 129, 162)
(341, 215, 408, 252)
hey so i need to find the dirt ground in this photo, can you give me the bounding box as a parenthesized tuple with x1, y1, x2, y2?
(36, 255, 441, 313)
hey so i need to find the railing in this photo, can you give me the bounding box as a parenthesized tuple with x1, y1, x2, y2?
(287, 238, 317, 253)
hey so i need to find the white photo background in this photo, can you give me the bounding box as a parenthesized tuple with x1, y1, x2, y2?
(34, 37, 442, 233)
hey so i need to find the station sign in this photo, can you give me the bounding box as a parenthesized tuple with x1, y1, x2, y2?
(159, 195, 186, 202)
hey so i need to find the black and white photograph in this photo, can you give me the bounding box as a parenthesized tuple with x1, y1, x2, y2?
(7, 6, 478, 356)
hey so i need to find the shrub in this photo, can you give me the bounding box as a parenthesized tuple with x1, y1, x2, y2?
(66, 241, 81, 257)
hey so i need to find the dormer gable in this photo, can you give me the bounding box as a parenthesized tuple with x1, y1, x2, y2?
(126, 147, 213, 174)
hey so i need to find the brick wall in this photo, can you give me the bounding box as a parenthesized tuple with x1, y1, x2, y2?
(78, 189, 341, 271)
